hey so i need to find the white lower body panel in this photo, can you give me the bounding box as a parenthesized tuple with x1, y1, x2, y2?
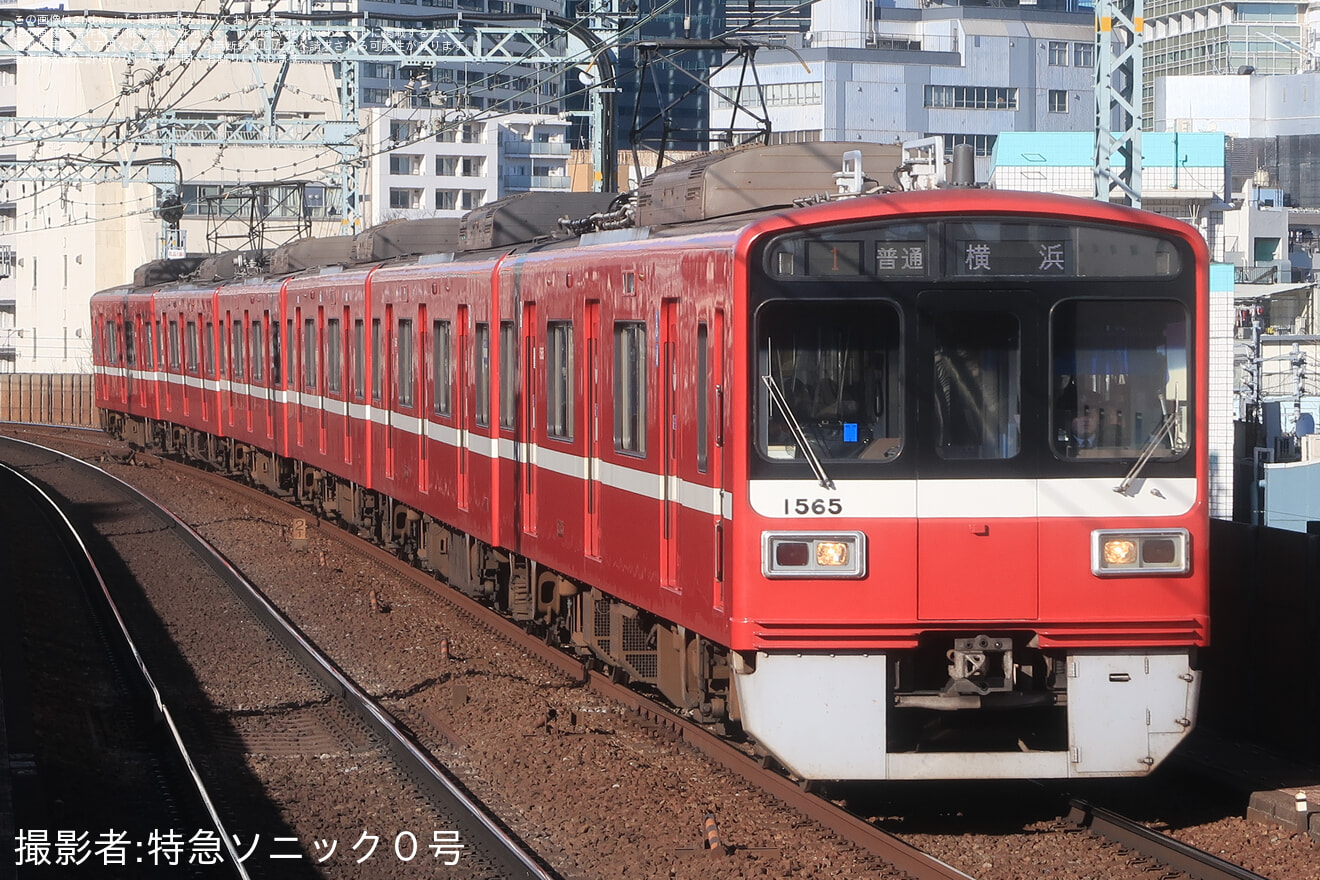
(734, 649, 1200, 781)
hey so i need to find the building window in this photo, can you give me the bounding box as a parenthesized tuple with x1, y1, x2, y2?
(461, 190, 484, 210)
(436, 190, 458, 211)
(397, 318, 414, 407)
(389, 154, 423, 175)
(1049, 89, 1069, 113)
(546, 321, 573, 439)
(389, 188, 423, 210)
(924, 85, 1018, 110)
(928, 132, 999, 157)
(1074, 41, 1094, 67)
(390, 120, 422, 142)
(432, 320, 452, 416)
(613, 321, 646, 455)
(1048, 41, 1070, 65)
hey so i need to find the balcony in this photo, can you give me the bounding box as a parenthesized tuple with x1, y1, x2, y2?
(503, 174, 572, 191)
(501, 140, 571, 158)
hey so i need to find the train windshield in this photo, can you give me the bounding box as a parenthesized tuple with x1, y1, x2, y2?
(1051, 299, 1190, 460)
(757, 300, 902, 462)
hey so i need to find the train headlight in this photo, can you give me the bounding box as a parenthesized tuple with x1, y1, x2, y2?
(1091, 529, 1189, 576)
(762, 532, 865, 578)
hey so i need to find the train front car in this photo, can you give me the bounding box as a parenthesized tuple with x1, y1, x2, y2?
(728, 189, 1209, 781)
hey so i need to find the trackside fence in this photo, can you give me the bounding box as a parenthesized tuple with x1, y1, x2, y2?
(1204, 519, 1320, 760)
(0, 373, 97, 427)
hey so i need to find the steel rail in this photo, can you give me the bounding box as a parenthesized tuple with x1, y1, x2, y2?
(1068, 799, 1271, 880)
(2, 437, 561, 880)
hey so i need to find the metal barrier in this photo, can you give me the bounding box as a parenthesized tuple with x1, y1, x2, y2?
(0, 373, 97, 427)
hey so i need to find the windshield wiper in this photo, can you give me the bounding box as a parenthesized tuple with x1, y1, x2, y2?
(762, 374, 835, 490)
(1114, 399, 1179, 496)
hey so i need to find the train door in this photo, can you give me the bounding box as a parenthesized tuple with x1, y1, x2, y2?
(660, 299, 679, 591)
(520, 302, 537, 537)
(385, 305, 395, 480)
(456, 305, 470, 510)
(417, 305, 428, 493)
(317, 305, 327, 457)
(915, 291, 1039, 621)
(584, 300, 601, 559)
(704, 310, 727, 610)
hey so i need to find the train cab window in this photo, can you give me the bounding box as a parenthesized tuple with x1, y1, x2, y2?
(371, 318, 383, 402)
(327, 317, 342, 394)
(271, 320, 282, 386)
(251, 321, 264, 382)
(168, 320, 181, 371)
(397, 318, 414, 407)
(124, 320, 136, 367)
(432, 320, 452, 416)
(614, 321, 647, 455)
(475, 323, 490, 427)
(757, 301, 901, 462)
(546, 321, 573, 439)
(932, 311, 1020, 461)
(303, 318, 317, 390)
(499, 321, 517, 429)
(205, 321, 215, 377)
(353, 318, 365, 400)
(186, 321, 199, 373)
(1052, 299, 1190, 460)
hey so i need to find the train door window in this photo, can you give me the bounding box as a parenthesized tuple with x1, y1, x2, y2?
(757, 301, 901, 462)
(205, 321, 215, 377)
(251, 320, 264, 382)
(1051, 300, 1190, 460)
(613, 321, 646, 455)
(475, 323, 490, 427)
(231, 320, 244, 380)
(697, 322, 708, 472)
(327, 317, 342, 393)
(185, 321, 199, 373)
(547, 321, 573, 440)
(932, 311, 1020, 460)
(156, 320, 164, 370)
(168, 320, 180, 371)
(271, 319, 282, 386)
(353, 318, 365, 400)
(105, 320, 119, 365)
(499, 321, 516, 429)
(397, 318, 415, 407)
(286, 319, 295, 387)
(303, 318, 317, 390)
(143, 322, 154, 370)
(371, 318, 383, 402)
(124, 320, 136, 367)
(432, 320, 451, 416)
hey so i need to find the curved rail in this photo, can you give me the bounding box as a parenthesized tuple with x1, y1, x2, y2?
(0, 460, 251, 880)
(3, 437, 562, 880)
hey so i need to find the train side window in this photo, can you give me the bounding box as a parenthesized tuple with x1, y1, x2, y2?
(231, 320, 244, 379)
(125, 320, 136, 367)
(105, 320, 119, 365)
(432, 320, 452, 416)
(353, 318, 365, 400)
(327, 317, 342, 394)
(475, 322, 490, 427)
(251, 321, 264, 382)
(614, 321, 647, 456)
(397, 318, 415, 407)
(371, 318, 382, 402)
(143, 322, 154, 370)
(185, 321, 199, 373)
(546, 321, 573, 440)
(271, 319, 282, 386)
(156, 320, 164, 370)
(697, 322, 708, 472)
(499, 321, 516, 429)
(303, 318, 317, 390)
(168, 320, 180, 371)
(205, 321, 215, 377)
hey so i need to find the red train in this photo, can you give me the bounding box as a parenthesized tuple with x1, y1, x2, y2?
(92, 143, 1210, 780)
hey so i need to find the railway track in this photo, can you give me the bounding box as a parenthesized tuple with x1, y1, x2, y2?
(0, 434, 561, 880)
(5, 423, 1315, 880)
